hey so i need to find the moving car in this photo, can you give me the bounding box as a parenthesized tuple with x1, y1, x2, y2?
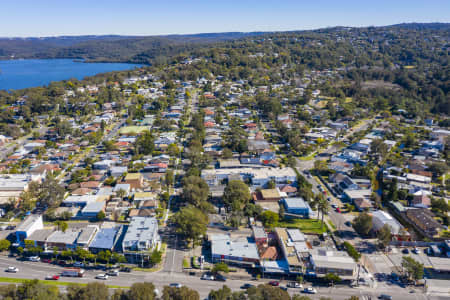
(45, 275, 60, 280)
(241, 283, 254, 289)
(169, 283, 182, 288)
(5, 266, 18, 273)
(62, 268, 84, 277)
(106, 269, 119, 276)
(95, 274, 109, 280)
(303, 287, 317, 294)
(120, 267, 132, 273)
(287, 282, 302, 288)
(268, 281, 279, 286)
(201, 274, 215, 281)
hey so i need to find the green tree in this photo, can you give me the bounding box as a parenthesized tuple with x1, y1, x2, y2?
(212, 262, 229, 274)
(134, 130, 155, 155)
(247, 284, 290, 300)
(12, 279, 60, 300)
(324, 273, 342, 286)
(223, 180, 251, 212)
(150, 250, 162, 265)
(67, 282, 109, 300)
(352, 212, 373, 236)
(55, 220, 68, 232)
(221, 148, 233, 159)
(377, 224, 392, 249)
(182, 176, 209, 207)
(260, 211, 279, 228)
(172, 206, 208, 247)
(0, 239, 11, 252)
(122, 282, 156, 300)
(208, 285, 232, 300)
(162, 286, 199, 300)
(165, 169, 174, 187)
(402, 256, 424, 281)
(343, 242, 361, 262)
(96, 211, 106, 221)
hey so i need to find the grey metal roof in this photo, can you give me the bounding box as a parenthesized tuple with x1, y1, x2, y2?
(89, 227, 119, 250)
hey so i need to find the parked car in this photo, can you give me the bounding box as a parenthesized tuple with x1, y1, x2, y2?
(106, 269, 119, 276)
(120, 267, 132, 273)
(28, 256, 40, 262)
(331, 204, 337, 209)
(402, 248, 410, 254)
(73, 262, 85, 268)
(215, 274, 227, 282)
(413, 248, 421, 254)
(268, 281, 279, 286)
(41, 258, 52, 263)
(303, 287, 317, 294)
(45, 275, 60, 280)
(379, 294, 392, 300)
(241, 283, 254, 289)
(327, 197, 331, 202)
(169, 283, 182, 288)
(5, 266, 18, 273)
(201, 274, 215, 281)
(287, 282, 302, 288)
(95, 274, 109, 280)
(336, 207, 341, 213)
(345, 221, 352, 227)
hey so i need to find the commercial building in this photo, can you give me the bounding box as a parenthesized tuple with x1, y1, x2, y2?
(15, 214, 44, 245)
(122, 217, 160, 252)
(309, 248, 358, 279)
(210, 234, 260, 267)
(282, 197, 312, 218)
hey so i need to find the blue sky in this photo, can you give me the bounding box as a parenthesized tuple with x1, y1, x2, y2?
(1, 0, 449, 37)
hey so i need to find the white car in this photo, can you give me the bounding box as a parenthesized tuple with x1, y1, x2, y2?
(28, 256, 40, 262)
(95, 274, 109, 280)
(5, 266, 18, 273)
(106, 269, 119, 276)
(413, 248, 421, 254)
(303, 287, 317, 294)
(170, 283, 182, 288)
(201, 274, 215, 281)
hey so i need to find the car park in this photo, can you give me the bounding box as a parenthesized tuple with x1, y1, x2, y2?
(5, 266, 18, 273)
(95, 274, 108, 280)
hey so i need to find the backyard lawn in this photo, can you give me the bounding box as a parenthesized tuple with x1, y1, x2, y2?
(278, 218, 328, 234)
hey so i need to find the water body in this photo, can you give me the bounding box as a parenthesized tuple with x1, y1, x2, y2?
(0, 59, 141, 90)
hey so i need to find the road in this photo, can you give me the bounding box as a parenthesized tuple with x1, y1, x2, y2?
(0, 255, 439, 299)
(0, 126, 48, 161)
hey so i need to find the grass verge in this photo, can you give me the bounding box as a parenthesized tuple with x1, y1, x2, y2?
(0, 277, 127, 289)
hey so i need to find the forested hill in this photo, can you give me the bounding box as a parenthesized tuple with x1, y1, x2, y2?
(0, 23, 448, 64)
(0, 32, 266, 63)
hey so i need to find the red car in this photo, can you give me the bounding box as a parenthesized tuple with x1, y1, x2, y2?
(336, 207, 341, 213)
(41, 258, 52, 263)
(268, 281, 279, 286)
(45, 275, 60, 280)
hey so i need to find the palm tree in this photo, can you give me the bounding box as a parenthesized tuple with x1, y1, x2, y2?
(318, 196, 329, 226)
